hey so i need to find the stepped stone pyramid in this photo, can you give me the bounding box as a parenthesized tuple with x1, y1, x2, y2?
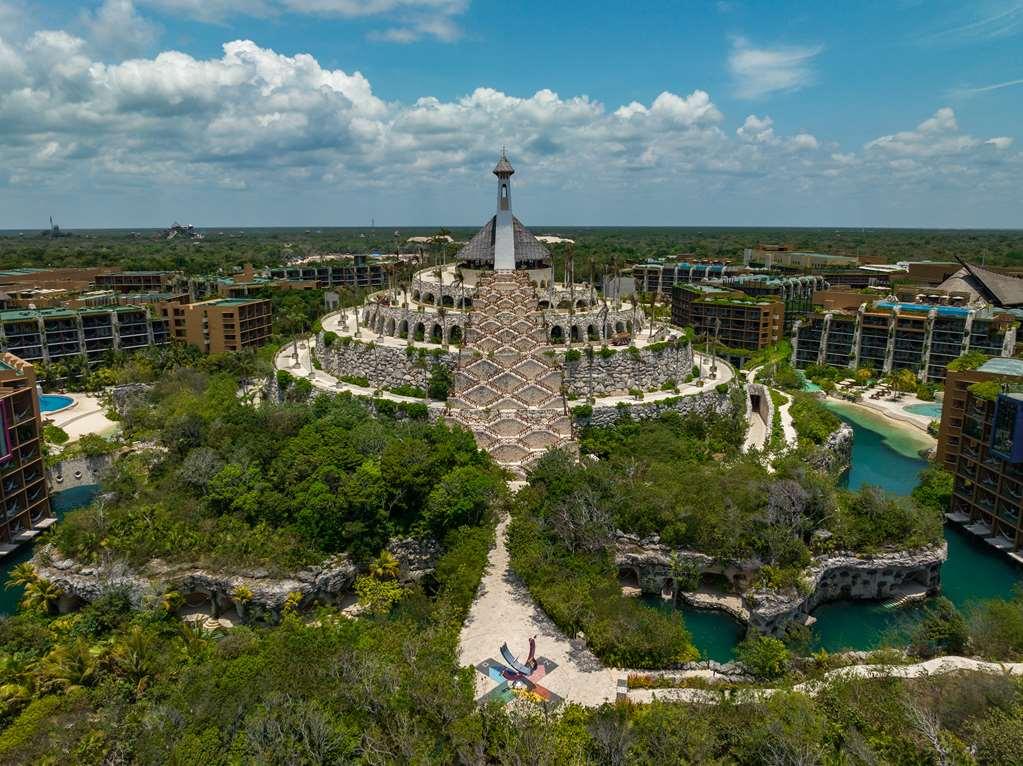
(447, 270, 575, 477)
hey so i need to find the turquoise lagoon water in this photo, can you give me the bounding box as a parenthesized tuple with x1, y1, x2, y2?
(653, 400, 1020, 660)
(809, 401, 1020, 652)
(0, 485, 100, 615)
(39, 394, 74, 413)
(904, 402, 943, 419)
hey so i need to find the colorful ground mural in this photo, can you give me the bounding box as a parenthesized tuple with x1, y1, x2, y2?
(474, 638, 563, 706)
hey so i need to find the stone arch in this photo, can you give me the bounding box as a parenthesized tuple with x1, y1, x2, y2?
(448, 325, 463, 345)
(414, 322, 426, 341)
(550, 325, 565, 343)
(441, 294, 454, 308)
(538, 300, 551, 309)
(570, 325, 581, 342)
(182, 590, 218, 618)
(423, 292, 435, 305)
(463, 297, 473, 308)
(557, 299, 572, 310)
(618, 567, 640, 589)
(412, 290, 421, 302)
(576, 299, 587, 309)
(431, 323, 443, 344)
(615, 320, 625, 334)
(384, 317, 396, 336)
(398, 319, 409, 339)
(587, 324, 598, 341)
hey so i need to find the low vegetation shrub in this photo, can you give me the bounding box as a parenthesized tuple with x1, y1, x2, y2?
(386, 384, 426, 398)
(339, 374, 370, 387)
(789, 392, 841, 445)
(736, 634, 791, 679)
(427, 363, 452, 401)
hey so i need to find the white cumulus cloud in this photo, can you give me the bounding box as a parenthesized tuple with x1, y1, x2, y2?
(0, 29, 1018, 224)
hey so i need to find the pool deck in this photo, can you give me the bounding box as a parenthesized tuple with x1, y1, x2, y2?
(44, 394, 118, 442)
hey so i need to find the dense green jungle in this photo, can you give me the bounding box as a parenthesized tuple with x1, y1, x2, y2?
(3, 226, 1022, 275)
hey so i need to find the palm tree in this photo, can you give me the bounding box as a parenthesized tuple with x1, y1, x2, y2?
(39, 641, 99, 693)
(21, 578, 62, 614)
(369, 551, 400, 580)
(112, 625, 159, 695)
(5, 562, 37, 591)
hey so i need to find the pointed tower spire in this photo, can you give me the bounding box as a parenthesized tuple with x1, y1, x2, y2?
(492, 149, 515, 270)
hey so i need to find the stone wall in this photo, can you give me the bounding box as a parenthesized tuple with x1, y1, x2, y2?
(746, 383, 774, 442)
(563, 342, 694, 397)
(576, 387, 734, 428)
(48, 454, 116, 491)
(316, 335, 457, 391)
(33, 536, 442, 623)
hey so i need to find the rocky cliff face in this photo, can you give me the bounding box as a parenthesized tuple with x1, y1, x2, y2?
(746, 543, 948, 636)
(613, 533, 947, 638)
(32, 536, 442, 623)
(807, 422, 854, 476)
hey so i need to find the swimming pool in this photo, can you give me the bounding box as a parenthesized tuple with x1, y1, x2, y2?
(903, 402, 943, 419)
(39, 394, 74, 413)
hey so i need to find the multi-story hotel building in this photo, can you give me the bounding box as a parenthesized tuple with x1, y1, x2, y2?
(94, 270, 187, 294)
(671, 284, 784, 353)
(632, 260, 733, 297)
(716, 274, 826, 332)
(939, 359, 1023, 561)
(159, 297, 272, 353)
(0, 306, 171, 365)
(792, 302, 1017, 383)
(0, 354, 52, 550)
(268, 256, 388, 290)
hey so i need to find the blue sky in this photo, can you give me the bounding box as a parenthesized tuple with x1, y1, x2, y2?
(1, 0, 1021, 228)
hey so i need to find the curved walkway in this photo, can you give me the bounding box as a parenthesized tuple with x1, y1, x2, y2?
(590, 352, 733, 407)
(458, 515, 619, 707)
(629, 656, 1023, 705)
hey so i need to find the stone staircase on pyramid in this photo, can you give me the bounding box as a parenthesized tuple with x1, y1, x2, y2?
(447, 270, 575, 478)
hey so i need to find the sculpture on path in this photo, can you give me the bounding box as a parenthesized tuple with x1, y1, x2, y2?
(498, 635, 537, 678)
(475, 634, 561, 705)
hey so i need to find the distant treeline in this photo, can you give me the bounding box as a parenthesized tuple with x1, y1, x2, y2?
(1, 226, 1021, 275)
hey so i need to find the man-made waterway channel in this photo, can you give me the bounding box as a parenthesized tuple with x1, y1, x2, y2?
(652, 400, 1022, 662)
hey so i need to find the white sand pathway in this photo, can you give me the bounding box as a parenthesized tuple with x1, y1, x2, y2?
(458, 515, 620, 707)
